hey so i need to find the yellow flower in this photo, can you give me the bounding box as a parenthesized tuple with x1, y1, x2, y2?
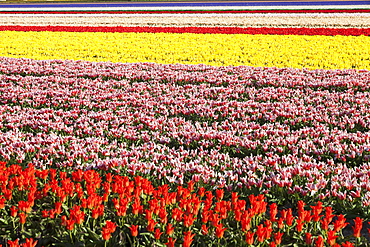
(0, 31, 369, 70)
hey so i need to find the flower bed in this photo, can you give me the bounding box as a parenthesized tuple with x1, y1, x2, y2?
(0, 30, 369, 69)
(0, 161, 366, 246)
(0, 1, 370, 246)
(0, 57, 370, 245)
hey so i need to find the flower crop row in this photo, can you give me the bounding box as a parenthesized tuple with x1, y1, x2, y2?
(1, 57, 370, 216)
(0, 26, 370, 36)
(0, 31, 369, 69)
(0, 161, 367, 246)
(1, 13, 369, 29)
(1, 9, 370, 14)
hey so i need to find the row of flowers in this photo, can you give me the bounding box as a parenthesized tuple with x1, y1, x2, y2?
(0, 161, 368, 246)
(0, 57, 370, 215)
(0, 31, 368, 69)
(1, 9, 370, 14)
(0, 26, 369, 36)
(0, 14, 369, 29)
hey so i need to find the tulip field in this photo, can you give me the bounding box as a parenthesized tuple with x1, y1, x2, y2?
(0, 1, 370, 246)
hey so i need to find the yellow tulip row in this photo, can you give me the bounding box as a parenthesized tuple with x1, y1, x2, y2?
(0, 31, 369, 70)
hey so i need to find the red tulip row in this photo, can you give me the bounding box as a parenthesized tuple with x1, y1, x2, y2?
(0, 161, 368, 246)
(1, 9, 370, 14)
(0, 25, 369, 36)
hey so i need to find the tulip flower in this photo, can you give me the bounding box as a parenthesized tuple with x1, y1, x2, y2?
(7, 239, 19, 247)
(154, 228, 163, 240)
(165, 237, 176, 247)
(18, 212, 27, 225)
(245, 231, 255, 245)
(183, 231, 195, 247)
(102, 220, 117, 241)
(166, 223, 175, 236)
(316, 235, 324, 247)
(129, 225, 139, 237)
(305, 233, 312, 245)
(352, 217, 363, 238)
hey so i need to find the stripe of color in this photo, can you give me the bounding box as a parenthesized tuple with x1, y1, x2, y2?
(0, 26, 369, 36)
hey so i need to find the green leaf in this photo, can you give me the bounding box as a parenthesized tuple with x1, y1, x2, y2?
(86, 227, 100, 241)
(0, 218, 8, 224)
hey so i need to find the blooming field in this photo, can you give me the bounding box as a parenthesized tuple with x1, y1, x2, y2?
(1, 1, 370, 246)
(0, 30, 370, 69)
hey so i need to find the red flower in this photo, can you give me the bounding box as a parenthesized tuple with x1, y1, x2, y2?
(102, 230, 112, 241)
(22, 238, 38, 247)
(18, 201, 32, 214)
(70, 205, 85, 225)
(311, 202, 323, 222)
(102, 220, 117, 241)
(305, 233, 312, 245)
(42, 210, 49, 218)
(147, 219, 157, 232)
(129, 225, 139, 237)
(132, 199, 143, 215)
(54, 202, 62, 215)
(274, 232, 283, 245)
(172, 208, 183, 222)
(201, 210, 211, 224)
(325, 206, 334, 223)
(245, 231, 254, 245)
(197, 187, 205, 198)
(234, 209, 242, 222)
(92, 208, 100, 219)
(216, 189, 224, 201)
(10, 206, 18, 217)
(166, 223, 175, 236)
(183, 231, 195, 247)
(18, 212, 27, 224)
(341, 241, 355, 247)
(296, 219, 304, 232)
(269, 203, 278, 222)
(321, 218, 330, 231)
(297, 200, 305, 217)
(65, 219, 75, 231)
(277, 218, 284, 229)
(327, 230, 338, 246)
(165, 237, 176, 247)
(333, 214, 348, 232)
(154, 228, 163, 240)
(285, 208, 294, 226)
(0, 196, 5, 209)
(215, 224, 227, 238)
(352, 217, 363, 238)
(159, 208, 168, 224)
(256, 224, 266, 243)
(183, 213, 196, 228)
(201, 225, 208, 235)
(187, 180, 195, 192)
(61, 215, 67, 226)
(315, 235, 324, 247)
(241, 217, 252, 231)
(7, 239, 19, 247)
(106, 173, 113, 183)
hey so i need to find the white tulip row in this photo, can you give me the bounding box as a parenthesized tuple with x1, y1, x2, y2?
(0, 13, 369, 28)
(0, 5, 369, 11)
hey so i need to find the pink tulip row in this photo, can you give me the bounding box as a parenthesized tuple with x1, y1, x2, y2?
(1, 57, 370, 208)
